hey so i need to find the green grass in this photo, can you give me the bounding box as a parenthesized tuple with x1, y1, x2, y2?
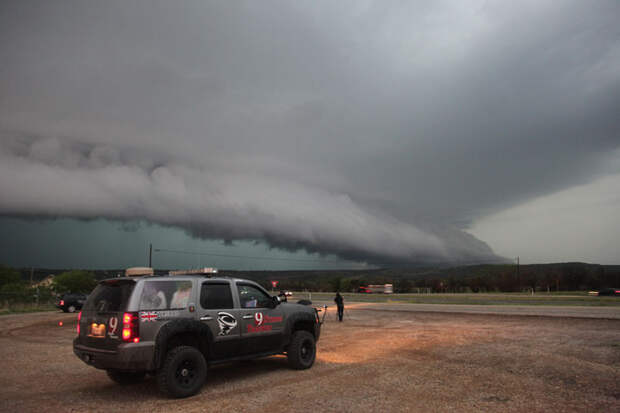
(297, 292, 620, 307)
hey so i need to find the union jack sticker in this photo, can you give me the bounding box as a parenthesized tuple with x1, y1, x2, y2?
(140, 311, 159, 322)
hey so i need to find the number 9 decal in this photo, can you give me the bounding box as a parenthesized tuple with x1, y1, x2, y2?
(108, 316, 118, 335)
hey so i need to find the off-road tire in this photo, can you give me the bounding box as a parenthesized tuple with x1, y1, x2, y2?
(287, 330, 316, 370)
(157, 346, 207, 398)
(106, 370, 146, 385)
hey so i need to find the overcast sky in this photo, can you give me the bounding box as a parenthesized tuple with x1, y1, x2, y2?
(1, 1, 619, 269)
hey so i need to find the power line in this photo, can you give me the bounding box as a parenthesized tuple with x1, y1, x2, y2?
(153, 248, 349, 264)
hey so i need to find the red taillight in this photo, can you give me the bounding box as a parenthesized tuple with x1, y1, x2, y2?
(77, 311, 82, 336)
(615, 290, 620, 294)
(60, 300, 65, 306)
(121, 312, 139, 343)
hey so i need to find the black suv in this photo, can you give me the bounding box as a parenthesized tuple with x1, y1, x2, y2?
(73, 271, 321, 398)
(56, 293, 88, 313)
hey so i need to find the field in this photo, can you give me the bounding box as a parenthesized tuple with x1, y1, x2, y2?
(305, 291, 620, 306)
(0, 302, 618, 412)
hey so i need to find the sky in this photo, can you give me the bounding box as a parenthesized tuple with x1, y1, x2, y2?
(0, 1, 619, 269)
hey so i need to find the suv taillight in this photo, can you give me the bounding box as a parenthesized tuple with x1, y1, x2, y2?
(77, 311, 81, 336)
(60, 300, 65, 306)
(122, 312, 140, 343)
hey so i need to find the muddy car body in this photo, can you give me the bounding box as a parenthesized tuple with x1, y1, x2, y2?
(73, 270, 321, 397)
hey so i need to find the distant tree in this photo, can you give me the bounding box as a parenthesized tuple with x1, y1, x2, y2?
(1, 281, 30, 303)
(394, 278, 412, 293)
(348, 278, 362, 291)
(330, 277, 342, 292)
(339, 278, 352, 292)
(53, 270, 97, 294)
(0, 265, 22, 288)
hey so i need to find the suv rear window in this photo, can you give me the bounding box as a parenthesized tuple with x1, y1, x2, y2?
(85, 281, 135, 313)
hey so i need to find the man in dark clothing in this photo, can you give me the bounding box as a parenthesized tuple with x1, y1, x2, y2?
(334, 292, 344, 322)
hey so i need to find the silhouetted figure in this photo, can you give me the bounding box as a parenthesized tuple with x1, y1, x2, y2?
(334, 292, 344, 322)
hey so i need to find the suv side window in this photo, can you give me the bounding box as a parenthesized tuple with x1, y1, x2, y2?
(200, 283, 233, 309)
(140, 280, 192, 310)
(237, 284, 271, 308)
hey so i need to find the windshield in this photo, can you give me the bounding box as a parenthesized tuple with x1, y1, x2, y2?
(84, 280, 135, 313)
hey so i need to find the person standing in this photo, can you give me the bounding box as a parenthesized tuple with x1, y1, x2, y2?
(334, 292, 344, 322)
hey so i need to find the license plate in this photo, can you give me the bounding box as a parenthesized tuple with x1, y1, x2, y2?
(88, 323, 107, 338)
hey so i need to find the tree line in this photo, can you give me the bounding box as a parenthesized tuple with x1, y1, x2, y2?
(0, 265, 97, 309)
(237, 262, 620, 293)
(4, 262, 619, 301)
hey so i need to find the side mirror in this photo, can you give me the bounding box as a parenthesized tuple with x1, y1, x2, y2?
(270, 295, 281, 308)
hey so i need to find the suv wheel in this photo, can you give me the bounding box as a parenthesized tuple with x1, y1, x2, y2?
(287, 330, 316, 370)
(157, 346, 207, 398)
(67, 305, 76, 313)
(106, 370, 146, 385)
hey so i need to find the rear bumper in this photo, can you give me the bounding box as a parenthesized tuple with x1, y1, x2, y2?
(73, 339, 155, 371)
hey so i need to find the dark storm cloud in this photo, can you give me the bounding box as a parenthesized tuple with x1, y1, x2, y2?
(1, 0, 619, 265)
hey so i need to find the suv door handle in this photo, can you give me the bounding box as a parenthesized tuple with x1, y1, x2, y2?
(242, 315, 253, 319)
(200, 316, 213, 321)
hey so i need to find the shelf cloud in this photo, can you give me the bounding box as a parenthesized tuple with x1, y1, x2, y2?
(1, 1, 618, 265)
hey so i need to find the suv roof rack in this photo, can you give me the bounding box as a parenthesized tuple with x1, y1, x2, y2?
(168, 267, 218, 277)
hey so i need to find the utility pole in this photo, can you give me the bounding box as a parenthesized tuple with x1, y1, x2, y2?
(149, 243, 152, 268)
(516, 256, 519, 276)
(516, 256, 520, 290)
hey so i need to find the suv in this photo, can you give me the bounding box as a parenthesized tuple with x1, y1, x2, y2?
(57, 293, 88, 313)
(73, 270, 321, 398)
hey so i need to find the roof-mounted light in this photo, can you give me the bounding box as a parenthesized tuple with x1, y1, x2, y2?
(125, 267, 154, 277)
(169, 267, 218, 276)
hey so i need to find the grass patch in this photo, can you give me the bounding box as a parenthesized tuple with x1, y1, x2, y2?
(298, 292, 620, 306)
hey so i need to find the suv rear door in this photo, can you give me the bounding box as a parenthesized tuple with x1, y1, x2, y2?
(197, 281, 242, 360)
(77, 279, 136, 351)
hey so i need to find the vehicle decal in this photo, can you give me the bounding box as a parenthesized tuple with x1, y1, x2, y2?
(264, 314, 283, 323)
(140, 311, 159, 322)
(152, 310, 180, 321)
(108, 316, 119, 336)
(217, 312, 237, 336)
(247, 324, 272, 333)
(253, 312, 283, 325)
(247, 312, 283, 333)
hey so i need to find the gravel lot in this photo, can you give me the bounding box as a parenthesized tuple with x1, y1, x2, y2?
(0, 305, 618, 413)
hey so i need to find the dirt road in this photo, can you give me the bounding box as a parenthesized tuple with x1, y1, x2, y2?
(0, 307, 618, 412)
